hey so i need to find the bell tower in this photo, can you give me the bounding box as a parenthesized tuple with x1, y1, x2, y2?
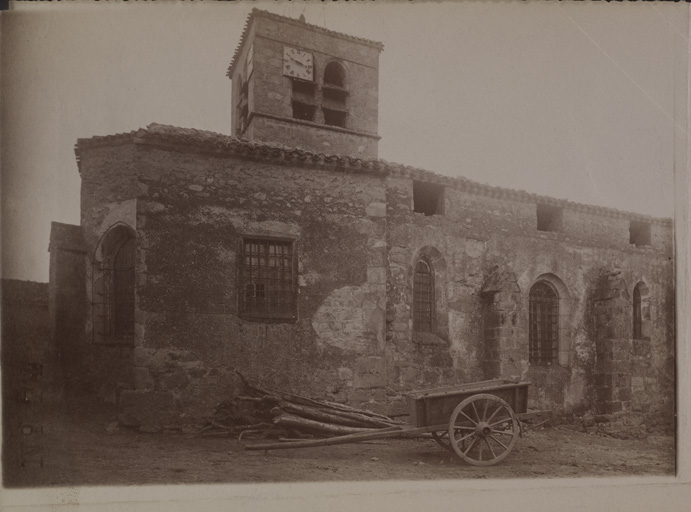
(227, 9, 383, 158)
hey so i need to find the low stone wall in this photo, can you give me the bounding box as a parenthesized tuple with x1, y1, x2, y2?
(1, 279, 56, 402)
(2, 279, 56, 473)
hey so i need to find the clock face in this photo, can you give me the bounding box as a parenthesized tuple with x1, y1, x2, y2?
(283, 46, 314, 81)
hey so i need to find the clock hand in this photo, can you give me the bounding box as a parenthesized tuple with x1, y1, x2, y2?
(292, 56, 308, 67)
(291, 53, 310, 66)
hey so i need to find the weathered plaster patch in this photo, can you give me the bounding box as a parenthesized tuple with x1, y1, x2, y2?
(189, 206, 301, 237)
(313, 284, 382, 353)
(464, 239, 485, 259)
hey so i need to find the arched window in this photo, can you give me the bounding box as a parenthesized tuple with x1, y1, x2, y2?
(323, 61, 345, 87)
(633, 281, 650, 339)
(529, 281, 559, 365)
(322, 61, 347, 128)
(93, 225, 135, 343)
(112, 236, 135, 336)
(413, 260, 434, 332)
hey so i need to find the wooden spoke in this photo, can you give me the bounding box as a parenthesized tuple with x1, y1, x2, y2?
(488, 416, 512, 428)
(456, 431, 476, 444)
(485, 437, 497, 459)
(470, 400, 481, 423)
(489, 434, 508, 450)
(490, 429, 514, 436)
(458, 410, 478, 426)
(485, 404, 503, 425)
(448, 393, 519, 466)
(463, 437, 480, 456)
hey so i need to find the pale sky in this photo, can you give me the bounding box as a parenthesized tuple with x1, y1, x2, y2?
(1, 1, 687, 282)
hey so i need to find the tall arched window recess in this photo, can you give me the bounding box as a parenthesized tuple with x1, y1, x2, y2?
(413, 259, 434, 333)
(633, 281, 651, 340)
(322, 61, 347, 128)
(92, 224, 135, 344)
(323, 61, 345, 87)
(529, 281, 559, 365)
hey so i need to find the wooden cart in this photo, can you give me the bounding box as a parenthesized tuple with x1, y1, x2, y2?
(246, 379, 533, 466)
(406, 379, 530, 466)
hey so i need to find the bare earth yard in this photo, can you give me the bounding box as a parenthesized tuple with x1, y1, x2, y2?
(5, 405, 674, 488)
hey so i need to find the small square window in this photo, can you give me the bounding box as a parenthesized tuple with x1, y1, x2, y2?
(629, 220, 651, 246)
(292, 79, 317, 97)
(240, 238, 297, 321)
(536, 204, 562, 232)
(413, 181, 444, 216)
(323, 108, 347, 128)
(292, 101, 316, 122)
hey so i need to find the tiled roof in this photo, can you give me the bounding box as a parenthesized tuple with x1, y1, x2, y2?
(76, 129, 142, 148)
(74, 129, 142, 171)
(75, 123, 672, 225)
(226, 8, 385, 78)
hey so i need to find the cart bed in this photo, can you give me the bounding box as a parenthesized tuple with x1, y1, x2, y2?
(406, 379, 529, 428)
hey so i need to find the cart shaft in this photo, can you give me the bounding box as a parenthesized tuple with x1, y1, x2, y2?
(244, 424, 447, 451)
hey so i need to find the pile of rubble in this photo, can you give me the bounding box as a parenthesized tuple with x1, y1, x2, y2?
(190, 374, 405, 439)
(580, 411, 673, 440)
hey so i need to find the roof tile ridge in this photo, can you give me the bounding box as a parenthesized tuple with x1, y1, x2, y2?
(76, 123, 672, 223)
(380, 159, 671, 223)
(75, 128, 142, 148)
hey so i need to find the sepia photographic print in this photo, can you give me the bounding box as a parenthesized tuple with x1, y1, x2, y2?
(1, 1, 689, 510)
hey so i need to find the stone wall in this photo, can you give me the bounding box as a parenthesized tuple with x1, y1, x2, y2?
(230, 10, 381, 157)
(119, 147, 389, 426)
(48, 222, 87, 390)
(2, 279, 55, 400)
(250, 16, 379, 132)
(244, 115, 379, 158)
(73, 136, 674, 427)
(49, 219, 134, 404)
(385, 176, 674, 416)
(2, 279, 54, 473)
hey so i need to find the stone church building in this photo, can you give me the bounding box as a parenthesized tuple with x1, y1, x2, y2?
(39, 10, 674, 428)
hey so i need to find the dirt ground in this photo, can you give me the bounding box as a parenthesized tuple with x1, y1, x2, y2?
(4, 404, 675, 488)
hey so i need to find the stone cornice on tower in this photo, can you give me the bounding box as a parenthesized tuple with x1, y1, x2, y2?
(226, 8, 384, 79)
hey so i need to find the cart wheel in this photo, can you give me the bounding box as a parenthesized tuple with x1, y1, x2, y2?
(448, 393, 519, 466)
(432, 429, 468, 452)
(431, 431, 453, 451)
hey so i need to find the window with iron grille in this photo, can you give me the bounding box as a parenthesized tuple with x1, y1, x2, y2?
(633, 281, 650, 339)
(633, 285, 642, 339)
(529, 281, 558, 365)
(112, 237, 135, 336)
(92, 226, 135, 344)
(240, 238, 296, 321)
(413, 260, 434, 332)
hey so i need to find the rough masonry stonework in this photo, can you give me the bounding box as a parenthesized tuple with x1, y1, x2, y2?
(9, 10, 673, 430)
